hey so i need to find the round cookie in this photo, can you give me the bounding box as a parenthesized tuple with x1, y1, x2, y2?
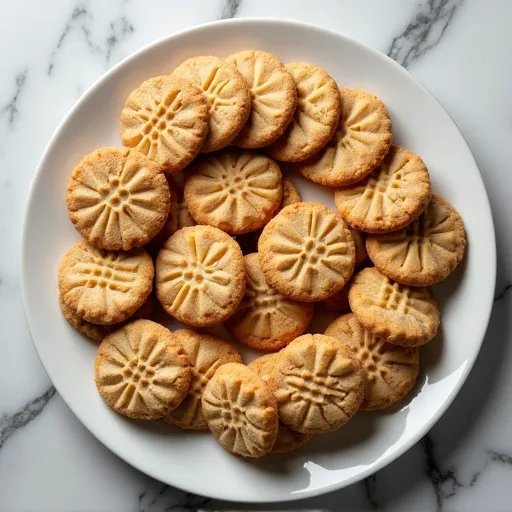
(172, 56, 251, 152)
(226, 253, 314, 351)
(120, 75, 208, 172)
(58, 241, 154, 325)
(258, 202, 356, 302)
(202, 362, 279, 458)
(95, 319, 191, 419)
(281, 177, 302, 209)
(165, 330, 243, 430)
(366, 194, 466, 286)
(334, 145, 431, 233)
(155, 225, 245, 327)
(297, 88, 392, 187)
(272, 334, 364, 434)
(226, 50, 297, 148)
(248, 355, 312, 453)
(267, 62, 341, 162)
(67, 147, 170, 251)
(325, 313, 420, 410)
(59, 293, 153, 341)
(184, 149, 282, 235)
(348, 267, 440, 347)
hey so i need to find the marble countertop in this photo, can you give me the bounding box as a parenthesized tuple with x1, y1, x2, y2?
(1, 0, 511, 510)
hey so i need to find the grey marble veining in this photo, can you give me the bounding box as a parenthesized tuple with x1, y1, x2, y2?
(1, 0, 512, 510)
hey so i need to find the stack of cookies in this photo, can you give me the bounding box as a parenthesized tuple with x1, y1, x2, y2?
(58, 50, 466, 459)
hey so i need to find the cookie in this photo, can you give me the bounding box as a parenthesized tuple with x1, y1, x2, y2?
(348, 267, 440, 347)
(66, 147, 170, 251)
(259, 202, 356, 302)
(248, 355, 312, 453)
(95, 319, 191, 419)
(165, 330, 242, 429)
(172, 56, 251, 152)
(58, 241, 154, 325)
(281, 177, 302, 209)
(267, 62, 341, 162)
(202, 362, 279, 458)
(226, 253, 314, 351)
(366, 194, 466, 286)
(325, 313, 420, 410)
(334, 145, 431, 233)
(184, 149, 282, 235)
(120, 75, 208, 172)
(226, 50, 297, 148)
(271, 334, 364, 434)
(297, 88, 392, 187)
(155, 225, 245, 326)
(59, 293, 153, 341)
(321, 286, 350, 313)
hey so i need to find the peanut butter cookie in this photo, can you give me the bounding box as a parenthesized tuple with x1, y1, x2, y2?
(226, 253, 314, 351)
(297, 88, 392, 186)
(248, 355, 312, 453)
(95, 319, 191, 419)
(349, 267, 440, 346)
(366, 194, 466, 286)
(202, 363, 279, 458)
(155, 225, 245, 326)
(281, 177, 302, 208)
(120, 75, 208, 172)
(184, 149, 282, 235)
(59, 293, 153, 341)
(226, 50, 297, 148)
(58, 241, 154, 325)
(267, 62, 341, 162)
(67, 147, 170, 251)
(173, 56, 251, 152)
(272, 334, 364, 434)
(325, 313, 420, 410)
(334, 145, 431, 233)
(165, 330, 242, 429)
(259, 202, 355, 302)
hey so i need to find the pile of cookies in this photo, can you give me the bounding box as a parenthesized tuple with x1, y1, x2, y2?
(58, 50, 466, 458)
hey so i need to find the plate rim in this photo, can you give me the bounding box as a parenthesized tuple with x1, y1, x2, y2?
(20, 17, 496, 503)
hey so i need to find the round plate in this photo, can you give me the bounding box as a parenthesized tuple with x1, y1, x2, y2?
(21, 19, 495, 503)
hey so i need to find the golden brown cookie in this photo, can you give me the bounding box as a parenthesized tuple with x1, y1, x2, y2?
(226, 50, 297, 148)
(248, 355, 312, 453)
(334, 145, 431, 233)
(259, 202, 356, 302)
(325, 313, 420, 410)
(59, 293, 153, 341)
(202, 363, 279, 458)
(95, 319, 191, 419)
(226, 253, 314, 351)
(366, 194, 466, 286)
(297, 88, 392, 187)
(267, 62, 341, 162)
(165, 330, 242, 429)
(281, 177, 302, 208)
(120, 75, 208, 172)
(172, 56, 251, 152)
(66, 147, 170, 251)
(58, 241, 154, 325)
(184, 149, 282, 235)
(155, 225, 245, 326)
(349, 267, 440, 347)
(271, 334, 364, 434)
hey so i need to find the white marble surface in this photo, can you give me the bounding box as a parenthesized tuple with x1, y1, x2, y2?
(1, 0, 511, 510)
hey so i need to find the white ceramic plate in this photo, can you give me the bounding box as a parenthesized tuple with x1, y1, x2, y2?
(21, 19, 495, 503)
